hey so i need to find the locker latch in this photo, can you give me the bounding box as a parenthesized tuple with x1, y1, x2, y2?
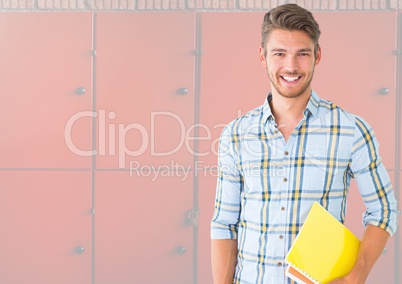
(186, 209, 200, 227)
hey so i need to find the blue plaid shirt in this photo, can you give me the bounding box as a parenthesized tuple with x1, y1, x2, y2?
(211, 90, 398, 284)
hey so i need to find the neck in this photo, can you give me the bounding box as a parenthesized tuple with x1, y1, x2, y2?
(269, 90, 311, 124)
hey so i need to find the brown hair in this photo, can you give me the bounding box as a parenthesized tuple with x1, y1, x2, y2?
(261, 4, 321, 56)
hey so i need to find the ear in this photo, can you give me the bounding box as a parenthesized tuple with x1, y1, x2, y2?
(259, 46, 267, 67)
(315, 46, 322, 65)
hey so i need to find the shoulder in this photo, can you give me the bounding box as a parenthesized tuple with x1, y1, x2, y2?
(315, 96, 358, 126)
(223, 104, 265, 135)
(315, 96, 376, 144)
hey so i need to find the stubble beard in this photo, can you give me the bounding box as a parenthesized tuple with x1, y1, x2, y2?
(268, 70, 315, 99)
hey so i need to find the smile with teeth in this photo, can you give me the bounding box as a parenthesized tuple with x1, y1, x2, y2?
(281, 76, 301, 82)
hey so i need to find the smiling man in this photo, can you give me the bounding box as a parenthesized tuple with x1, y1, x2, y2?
(211, 4, 398, 284)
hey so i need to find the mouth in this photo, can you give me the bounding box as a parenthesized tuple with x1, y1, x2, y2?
(280, 75, 302, 83)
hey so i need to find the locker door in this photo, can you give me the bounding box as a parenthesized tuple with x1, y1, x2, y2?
(95, 13, 195, 170)
(313, 12, 397, 168)
(198, 12, 266, 166)
(314, 13, 398, 283)
(0, 171, 92, 284)
(0, 13, 93, 169)
(198, 12, 267, 284)
(94, 172, 193, 284)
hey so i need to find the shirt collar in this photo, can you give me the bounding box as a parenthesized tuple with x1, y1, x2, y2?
(305, 89, 320, 118)
(262, 89, 321, 124)
(262, 93, 274, 123)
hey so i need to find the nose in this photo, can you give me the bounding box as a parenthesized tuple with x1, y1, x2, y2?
(284, 55, 299, 73)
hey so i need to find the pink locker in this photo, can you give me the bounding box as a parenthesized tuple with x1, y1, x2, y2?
(0, 13, 93, 169)
(94, 172, 194, 284)
(313, 12, 397, 168)
(95, 13, 195, 170)
(0, 171, 92, 284)
(94, 13, 196, 284)
(198, 12, 267, 284)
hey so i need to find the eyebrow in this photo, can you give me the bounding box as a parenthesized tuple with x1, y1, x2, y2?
(270, 48, 313, 53)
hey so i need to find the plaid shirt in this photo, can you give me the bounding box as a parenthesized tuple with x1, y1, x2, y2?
(211, 90, 398, 284)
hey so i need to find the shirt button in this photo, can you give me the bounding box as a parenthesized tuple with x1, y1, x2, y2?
(281, 207, 286, 211)
(283, 178, 287, 182)
(278, 262, 283, 267)
(279, 235, 284, 239)
(284, 151, 289, 156)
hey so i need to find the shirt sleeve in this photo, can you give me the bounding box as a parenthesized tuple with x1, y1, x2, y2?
(349, 116, 398, 236)
(211, 124, 243, 240)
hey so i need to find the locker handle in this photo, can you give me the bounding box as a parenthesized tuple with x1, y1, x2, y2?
(75, 246, 85, 254)
(76, 87, 86, 95)
(177, 87, 188, 95)
(378, 87, 389, 95)
(175, 246, 186, 255)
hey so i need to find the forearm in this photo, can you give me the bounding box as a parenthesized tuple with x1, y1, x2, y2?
(348, 225, 389, 282)
(211, 239, 238, 284)
(330, 225, 390, 284)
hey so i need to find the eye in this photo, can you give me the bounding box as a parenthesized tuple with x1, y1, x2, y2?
(274, 53, 284, 57)
(299, 53, 310, 56)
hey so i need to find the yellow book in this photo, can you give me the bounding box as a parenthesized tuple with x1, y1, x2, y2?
(285, 202, 361, 284)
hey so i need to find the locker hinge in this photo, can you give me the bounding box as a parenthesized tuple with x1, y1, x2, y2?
(92, 49, 97, 56)
(395, 50, 402, 55)
(193, 49, 203, 56)
(185, 208, 200, 227)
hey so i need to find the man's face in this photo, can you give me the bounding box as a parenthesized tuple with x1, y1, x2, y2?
(259, 29, 321, 99)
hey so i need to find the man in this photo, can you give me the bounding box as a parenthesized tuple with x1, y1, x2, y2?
(211, 4, 398, 284)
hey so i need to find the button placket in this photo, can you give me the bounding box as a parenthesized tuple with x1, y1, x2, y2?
(282, 149, 290, 190)
(280, 148, 290, 248)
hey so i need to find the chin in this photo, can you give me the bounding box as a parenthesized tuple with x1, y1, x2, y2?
(276, 89, 305, 99)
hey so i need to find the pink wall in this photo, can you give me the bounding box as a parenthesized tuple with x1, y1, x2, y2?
(0, 4, 400, 284)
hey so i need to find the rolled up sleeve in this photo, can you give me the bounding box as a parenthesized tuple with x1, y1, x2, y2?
(211, 124, 243, 240)
(350, 117, 398, 236)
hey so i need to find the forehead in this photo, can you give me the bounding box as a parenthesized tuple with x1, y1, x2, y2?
(265, 29, 314, 50)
